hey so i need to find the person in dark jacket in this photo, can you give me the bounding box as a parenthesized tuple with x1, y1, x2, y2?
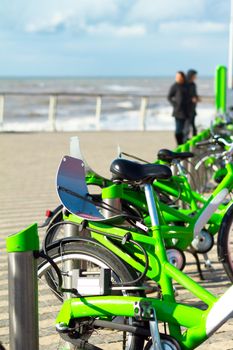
(167, 71, 188, 145)
(186, 69, 200, 136)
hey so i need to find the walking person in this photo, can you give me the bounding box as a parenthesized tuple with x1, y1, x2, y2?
(167, 71, 188, 145)
(186, 69, 200, 137)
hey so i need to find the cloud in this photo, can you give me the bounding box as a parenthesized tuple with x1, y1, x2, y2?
(84, 23, 146, 37)
(26, 15, 146, 37)
(0, 0, 230, 77)
(25, 12, 71, 33)
(24, 0, 119, 33)
(128, 0, 205, 22)
(159, 21, 228, 34)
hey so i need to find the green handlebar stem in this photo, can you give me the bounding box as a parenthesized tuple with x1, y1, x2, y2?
(102, 183, 123, 199)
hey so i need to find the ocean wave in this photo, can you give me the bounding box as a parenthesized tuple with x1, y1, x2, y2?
(0, 77, 215, 132)
(1, 105, 215, 132)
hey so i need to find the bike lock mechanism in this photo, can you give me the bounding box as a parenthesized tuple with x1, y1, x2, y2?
(6, 223, 40, 350)
(71, 268, 111, 296)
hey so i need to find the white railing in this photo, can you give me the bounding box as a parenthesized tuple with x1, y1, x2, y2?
(0, 92, 214, 132)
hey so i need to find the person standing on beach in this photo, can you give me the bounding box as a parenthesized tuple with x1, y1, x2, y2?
(167, 71, 188, 145)
(186, 69, 200, 137)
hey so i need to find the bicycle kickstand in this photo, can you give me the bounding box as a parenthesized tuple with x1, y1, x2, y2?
(203, 253, 214, 271)
(186, 248, 205, 280)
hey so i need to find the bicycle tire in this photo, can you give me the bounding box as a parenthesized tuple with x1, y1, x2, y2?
(43, 201, 142, 248)
(194, 151, 224, 192)
(37, 241, 145, 350)
(217, 203, 233, 283)
(44, 205, 64, 244)
(144, 333, 181, 350)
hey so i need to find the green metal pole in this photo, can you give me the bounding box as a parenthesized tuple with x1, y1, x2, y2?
(6, 223, 39, 350)
(215, 65, 227, 113)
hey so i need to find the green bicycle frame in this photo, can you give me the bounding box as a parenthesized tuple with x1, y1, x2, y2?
(54, 147, 233, 350)
(85, 162, 233, 251)
(57, 200, 232, 350)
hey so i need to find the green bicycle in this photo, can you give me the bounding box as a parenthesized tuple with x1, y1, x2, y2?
(42, 139, 233, 281)
(37, 155, 233, 350)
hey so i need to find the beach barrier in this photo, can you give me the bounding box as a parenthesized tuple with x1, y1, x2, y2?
(0, 91, 214, 132)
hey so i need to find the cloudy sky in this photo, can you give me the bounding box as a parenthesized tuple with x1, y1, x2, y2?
(0, 0, 231, 76)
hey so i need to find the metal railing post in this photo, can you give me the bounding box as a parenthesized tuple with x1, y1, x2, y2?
(0, 95, 4, 128)
(139, 96, 148, 131)
(48, 95, 57, 131)
(0, 91, 214, 133)
(95, 95, 102, 130)
(7, 223, 39, 350)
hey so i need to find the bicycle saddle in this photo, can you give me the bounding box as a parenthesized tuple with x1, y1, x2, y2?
(110, 158, 172, 183)
(157, 149, 194, 162)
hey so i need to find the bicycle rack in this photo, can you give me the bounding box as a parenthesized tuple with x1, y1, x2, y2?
(6, 223, 39, 350)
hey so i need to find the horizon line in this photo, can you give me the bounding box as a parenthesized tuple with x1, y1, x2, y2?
(0, 74, 214, 79)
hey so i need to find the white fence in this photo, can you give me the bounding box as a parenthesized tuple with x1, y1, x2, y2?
(0, 92, 214, 132)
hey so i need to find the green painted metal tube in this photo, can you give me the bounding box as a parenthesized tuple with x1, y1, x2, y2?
(164, 262, 217, 306)
(56, 295, 208, 349)
(56, 295, 204, 329)
(215, 65, 227, 113)
(6, 223, 39, 252)
(102, 183, 123, 199)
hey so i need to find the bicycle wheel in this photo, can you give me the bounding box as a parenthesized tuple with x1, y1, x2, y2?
(38, 241, 145, 350)
(43, 201, 142, 248)
(144, 334, 181, 350)
(193, 154, 217, 192)
(44, 205, 65, 243)
(217, 203, 233, 283)
(194, 148, 226, 193)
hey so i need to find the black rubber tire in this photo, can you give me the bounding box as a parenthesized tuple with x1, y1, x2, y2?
(38, 241, 145, 350)
(43, 201, 142, 248)
(144, 334, 181, 350)
(43, 205, 64, 246)
(217, 203, 233, 283)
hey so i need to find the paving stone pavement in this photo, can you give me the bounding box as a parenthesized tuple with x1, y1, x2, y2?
(0, 131, 233, 349)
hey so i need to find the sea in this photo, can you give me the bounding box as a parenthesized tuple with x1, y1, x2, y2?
(0, 77, 215, 132)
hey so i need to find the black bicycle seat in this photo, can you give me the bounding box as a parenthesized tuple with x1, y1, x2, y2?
(110, 158, 172, 183)
(157, 149, 194, 162)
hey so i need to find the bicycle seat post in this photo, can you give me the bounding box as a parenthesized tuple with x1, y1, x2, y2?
(173, 159, 186, 176)
(144, 184, 160, 226)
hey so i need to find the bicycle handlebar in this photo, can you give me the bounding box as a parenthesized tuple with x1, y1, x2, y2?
(196, 135, 233, 149)
(195, 140, 214, 147)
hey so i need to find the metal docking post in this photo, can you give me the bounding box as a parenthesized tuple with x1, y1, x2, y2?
(6, 223, 39, 350)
